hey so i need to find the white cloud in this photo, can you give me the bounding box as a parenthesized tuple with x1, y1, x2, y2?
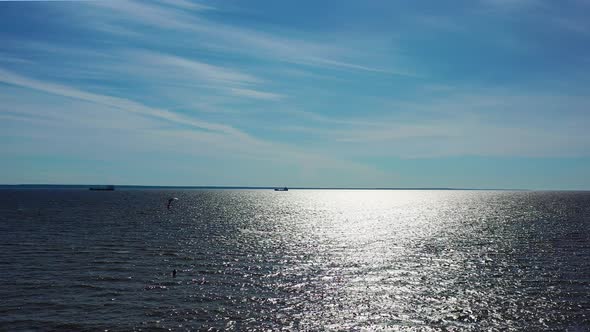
(74, 0, 402, 75)
(6, 57, 576, 160)
(0, 68, 389, 185)
(0, 53, 33, 64)
(229, 88, 284, 101)
(119, 50, 286, 101)
(81, 0, 198, 30)
(267, 89, 590, 159)
(0, 67, 249, 139)
(303, 57, 416, 76)
(157, 0, 214, 11)
(131, 51, 261, 85)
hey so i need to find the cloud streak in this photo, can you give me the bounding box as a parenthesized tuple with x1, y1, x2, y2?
(268, 89, 590, 159)
(75, 0, 403, 75)
(0, 67, 387, 183)
(0, 67, 248, 138)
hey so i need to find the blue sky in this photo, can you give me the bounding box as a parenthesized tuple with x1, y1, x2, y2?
(1, 0, 590, 189)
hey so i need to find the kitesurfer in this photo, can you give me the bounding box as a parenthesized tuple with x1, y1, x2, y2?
(167, 197, 178, 210)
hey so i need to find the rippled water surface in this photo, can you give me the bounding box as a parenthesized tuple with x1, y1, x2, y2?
(1, 189, 589, 331)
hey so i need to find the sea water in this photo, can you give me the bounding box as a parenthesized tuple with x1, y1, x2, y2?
(0, 189, 589, 331)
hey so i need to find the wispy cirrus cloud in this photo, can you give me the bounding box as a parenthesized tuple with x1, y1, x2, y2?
(267, 88, 590, 159)
(73, 0, 403, 75)
(229, 88, 284, 101)
(122, 50, 285, 100)
(158, 0, 214, 11)
(130, 51, 260, 85)
(0, 67, 389, 183)
(0, 53, 33, 64)
(80, 0, 201, 30)
(1, 42, 284, 102)
(0, 67, 249, 139)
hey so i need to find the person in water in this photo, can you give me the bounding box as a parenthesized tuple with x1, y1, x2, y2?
(167, 197, 178, 210)
(172, 269, 177, 278)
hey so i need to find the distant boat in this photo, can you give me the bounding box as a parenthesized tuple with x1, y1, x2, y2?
(274, 187, 288, 191)
(89, 185, 115, 191)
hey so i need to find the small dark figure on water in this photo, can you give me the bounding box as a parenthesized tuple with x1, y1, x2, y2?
(167, 197, 178, 210)
(172, 269, 177, 278)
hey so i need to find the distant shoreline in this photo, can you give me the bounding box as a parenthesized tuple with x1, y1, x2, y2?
(0, 184, 533, 191)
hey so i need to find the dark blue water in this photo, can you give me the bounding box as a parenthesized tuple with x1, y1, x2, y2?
(0, 189, 589, 331)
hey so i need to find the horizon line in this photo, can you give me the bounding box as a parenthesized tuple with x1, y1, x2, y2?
(0, 183, 548, 191)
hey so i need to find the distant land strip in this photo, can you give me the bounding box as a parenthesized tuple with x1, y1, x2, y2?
(0, 184, 531, 191)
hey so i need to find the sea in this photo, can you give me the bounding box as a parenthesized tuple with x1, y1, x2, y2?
(0, 189, 589, 331)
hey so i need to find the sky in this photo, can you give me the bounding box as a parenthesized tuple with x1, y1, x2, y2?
(1, 0, 590, 189)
